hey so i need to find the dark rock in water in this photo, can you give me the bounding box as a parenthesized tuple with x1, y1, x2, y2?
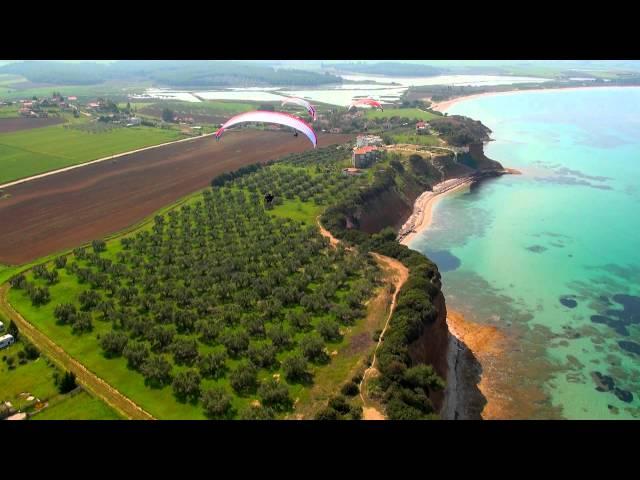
(526, 245, 548, 253)
(618, 340, 640, 356)
(599, 295, 611, 305)
(613, 388, 633, 403)
(612, 294, 640, 314)
(590, 315, 630, 336)
(605, 309, 632, 322)
(424, 249, 461, 272)
(560, 296, 578, 308)
(615, 325, 630, 336)
(608, 404, 619, 414)
(591, 371, 615, 392)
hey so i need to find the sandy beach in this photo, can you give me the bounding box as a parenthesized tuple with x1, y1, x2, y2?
(399, 175, 513, 419)
(398, 177, 475, 247)
(430, 85, 640, 112)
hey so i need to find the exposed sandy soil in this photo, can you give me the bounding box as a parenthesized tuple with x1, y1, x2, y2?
(446, 310, 509, 420)
(0, 116, 65, 133)
(0, 131, 352, 265)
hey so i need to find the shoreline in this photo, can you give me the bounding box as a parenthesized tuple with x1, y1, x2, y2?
(429, 85, 640, 112)
(399, 171, 514, 420)
(398, 176, 476, 247)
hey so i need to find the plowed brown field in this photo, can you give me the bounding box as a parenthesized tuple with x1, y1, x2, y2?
(0, 130, 352, 264)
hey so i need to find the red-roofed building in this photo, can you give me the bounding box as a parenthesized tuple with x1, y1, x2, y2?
(352, 145, 381, 168)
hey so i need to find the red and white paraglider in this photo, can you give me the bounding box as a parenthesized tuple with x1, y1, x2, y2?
(349, 98, 384, 112)
(281, 97, 317, 121)
(215, 111, 317, 148)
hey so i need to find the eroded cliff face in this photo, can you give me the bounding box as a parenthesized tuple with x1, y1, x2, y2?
(345, 142, 499, 418)
(407, 292, 450, 413)
(350, 143, 504, 235)
(356, 187, 416, 234)
(407, 292, 487, 419)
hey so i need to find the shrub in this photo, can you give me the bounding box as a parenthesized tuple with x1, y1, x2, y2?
(341, 381, 359, 397)
(239, 404, 276, 420)
(282, 354, 309, 383)
(257, 378, 292, 411)
(141, 355, 172, 387)
(172, 369, 201, 401)
(229, 361, 258, 394)
(58, 371, 77, 394)
(197, 348, 227, 379)
(202, 387, 233, 419)
(99, 331, 129, 357)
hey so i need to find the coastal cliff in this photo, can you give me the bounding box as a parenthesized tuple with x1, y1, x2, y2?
(322, 141, 503, 418)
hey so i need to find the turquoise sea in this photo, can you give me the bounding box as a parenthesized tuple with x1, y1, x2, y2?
(410, 87, 640, 419)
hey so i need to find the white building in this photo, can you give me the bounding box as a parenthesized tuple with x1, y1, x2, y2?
(355, 134, 383, 148)
(0, 334, 15, 350)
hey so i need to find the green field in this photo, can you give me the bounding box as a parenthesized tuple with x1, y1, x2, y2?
(0, 104, 20, 118)
(0, 122, 186, 184)
(7, 146, 384, 419)
(0, 81, 152, 102)
(138, 100, 258, 121)
(365, 108, 439, 121)
(0, 331, 120, 419)
(391, 132, 441, 146)
(32, 390, 122, 420)
(0, 346, 59, 411)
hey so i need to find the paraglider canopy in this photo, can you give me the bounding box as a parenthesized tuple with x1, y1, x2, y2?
(215, 111, 317, 148)
(281, 97, 317, 121)
(349, 98, 384, 112)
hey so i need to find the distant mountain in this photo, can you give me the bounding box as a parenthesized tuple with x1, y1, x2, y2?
(0, 60, 342, 87)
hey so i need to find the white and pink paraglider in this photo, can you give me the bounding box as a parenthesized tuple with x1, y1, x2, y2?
(349, 98, 384, 112)
(215, 110, 317, 148)
(281, 97, 317, 121)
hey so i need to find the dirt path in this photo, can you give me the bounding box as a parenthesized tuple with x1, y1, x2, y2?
(316, 218, 409, 420)
(0, 284, 154, 420)
(359, 253, 409, 420)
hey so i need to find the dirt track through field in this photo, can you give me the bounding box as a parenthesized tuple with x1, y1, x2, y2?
(0, 131, 352, 265)
(0, 284, 154, 420)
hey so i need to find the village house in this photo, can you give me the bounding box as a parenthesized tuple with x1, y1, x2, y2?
(355, 134, 383, 148)
(352, 145, 382, 168)
(126, 117, 142, 127)
(0, 334, 15, 350)
(416, 121, 428, 133)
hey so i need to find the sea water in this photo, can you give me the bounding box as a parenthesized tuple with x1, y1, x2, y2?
(410, 87, 640, 419)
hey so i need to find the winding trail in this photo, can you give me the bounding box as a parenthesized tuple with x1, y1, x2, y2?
(316, 218, 409, 420)
(0, 284, 154, 420)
